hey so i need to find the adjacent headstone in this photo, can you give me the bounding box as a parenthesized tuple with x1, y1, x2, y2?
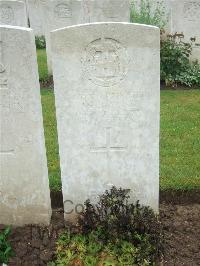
(51, 22, 160, 221)
(26, 0, 44, 36)
(84, 0, 130, 23)
(0, 0, 28, 27)
(0, 25, 52, 226)
(41, 0, 86, 74)
(42, 0, 130, 74)
(170, 0, 200, 62)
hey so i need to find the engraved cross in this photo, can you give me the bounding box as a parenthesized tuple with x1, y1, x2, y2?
(91, 127, 126, 155)
(91, 127, 126, 180)
(0, 149, 14, 156)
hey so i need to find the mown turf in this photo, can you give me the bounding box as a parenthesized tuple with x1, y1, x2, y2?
(37, 49, 49, 81)
(41, 90, 61, 191)
(160, 90, 200, 190)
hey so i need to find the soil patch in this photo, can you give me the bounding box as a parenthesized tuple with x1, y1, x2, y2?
(160, 203, 200, 265)
(0, 203, 199, 265)
(160, 82, 199, 90)
(40, 76, 54, 89)
(160, 189, 200, 205)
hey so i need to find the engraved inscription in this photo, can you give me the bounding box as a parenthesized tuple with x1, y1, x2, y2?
(0, 120, 14, 156)
(0, 63, 7, 90)
(82, 38, 129, 87)
(0, 39, 14, 155)
(0, 40, 8, 90)
(54, 3, 72, 18)
(0, 5, 14, 24)
(0, 150, 14, 155)
(183, 1, 200, 21)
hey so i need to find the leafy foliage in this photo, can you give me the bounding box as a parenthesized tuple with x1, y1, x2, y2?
(51, 231, 154, 265)
(0, 226, 15, 264)
(79, 187, 163, 262)
(50, 187, 163, 265)
(161, 34, 200, 87)
(130, 0, 167, 29)
(35, 35, 46, 49)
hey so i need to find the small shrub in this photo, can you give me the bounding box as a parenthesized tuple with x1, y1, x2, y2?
(79, 187, 163, 262)
(161, 33, 200, 86)
(0, 226, 15, 264)
(50, 187, 163, 265)
(130, 0, 167, 30)
(35, 35, 46, 49)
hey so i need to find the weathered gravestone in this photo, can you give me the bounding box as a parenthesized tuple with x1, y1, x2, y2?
(0, 25, 51, 225)
(170, 0, 200, 62)
(26, 0, 44, 36)
(51, 22, 160, 221)
(41, 0, 86, 74)
(83, 0, 130, 23)
(0, 0, 28, 27)
(42, 0, 130, 74)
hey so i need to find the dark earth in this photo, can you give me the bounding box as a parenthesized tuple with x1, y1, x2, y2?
(0, 191, 199, 266)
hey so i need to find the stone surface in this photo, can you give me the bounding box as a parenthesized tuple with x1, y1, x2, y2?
(51, 22, 160, 221)
(170, 0, 200, 62)
(26, 0, 44, 36)
(41, 0, 86, 74)
(0, 0, 28, 27)
(42, 0, 130, 74)
(0, 25, 52, 226)
(84, 0, 130, 23)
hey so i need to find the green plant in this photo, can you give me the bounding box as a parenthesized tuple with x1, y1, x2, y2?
(35, 35, 46, 49)
(0, 226, 15, 264)
(79, 187, 163, 263)
(130, 0, 167, 29)
(50, 188, 162, 265)
(161, 33, 200, 86)
(53, 232, 155, 265)
(175, 62, 200, 87)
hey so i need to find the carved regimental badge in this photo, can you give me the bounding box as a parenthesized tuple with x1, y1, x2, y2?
(0, 5, 14, 24)
(54, 3, 72, 19)
(82, 38, 129, 87)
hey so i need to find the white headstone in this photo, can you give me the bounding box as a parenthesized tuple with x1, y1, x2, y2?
(41, 0, 86, 74)
(84, 0, 130, 23)
(42, 0, 130, 74)
(0, 25, 52, 226)
(0, 0, 28, 27)
(51, 22, 160, 221)
(170, 0, 200, 62)
(26, 0, 44, 36)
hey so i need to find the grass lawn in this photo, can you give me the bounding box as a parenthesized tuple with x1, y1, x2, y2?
(160, 90, 200, 190)
(38, 49, 200, 191)
(37, 48, 49, 81)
